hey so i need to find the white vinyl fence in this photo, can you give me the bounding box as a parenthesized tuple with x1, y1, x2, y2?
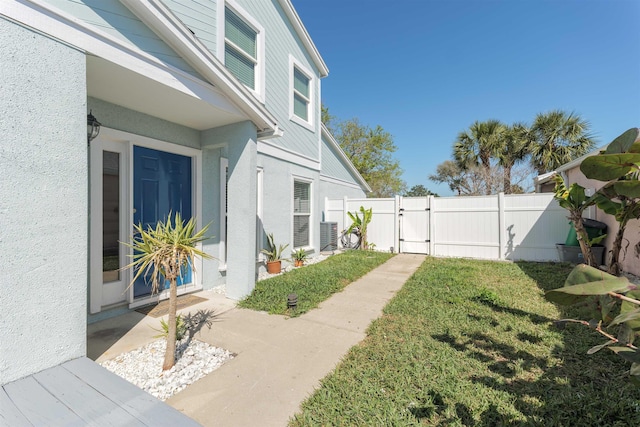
(324, 193, 572, 262)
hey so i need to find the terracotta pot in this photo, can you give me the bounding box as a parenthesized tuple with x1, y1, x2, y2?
(294, 260, 304, 267)
(266, 260, 282, 274)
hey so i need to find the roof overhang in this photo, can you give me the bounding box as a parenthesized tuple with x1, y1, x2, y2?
(120, 0, 280, 133)
(1, 0, 280, 134)
(277, 0, 329, 78)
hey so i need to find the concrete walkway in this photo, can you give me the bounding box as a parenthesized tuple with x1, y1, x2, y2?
(88, 253, 425, 426)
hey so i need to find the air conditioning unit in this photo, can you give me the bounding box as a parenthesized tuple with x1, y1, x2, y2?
(320, 222, 338, 252)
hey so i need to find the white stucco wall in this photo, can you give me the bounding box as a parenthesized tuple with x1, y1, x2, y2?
(87, 97, 201, 149)
(0, 18, 88, 384)
(258, 154, 321, 255)
(203, 122, 258, 299)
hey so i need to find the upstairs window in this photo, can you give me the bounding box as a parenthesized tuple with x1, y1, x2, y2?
(293, 180, 311, 248)
(224, 6, 260, 93)
(289, 56, 314, 129)
(293, 68, 310, 121)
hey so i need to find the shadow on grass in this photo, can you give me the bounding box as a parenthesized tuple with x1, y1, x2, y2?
(433, 332, 550, 379)
(409, 391, 520, 426)
(432, 326, 638, 425)
(474, 298, 554, 325)
(426, 261, 640, 425)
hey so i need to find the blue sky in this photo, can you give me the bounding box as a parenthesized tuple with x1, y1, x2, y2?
(292, 0, 640, 196)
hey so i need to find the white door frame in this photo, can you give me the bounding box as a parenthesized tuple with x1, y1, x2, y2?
(89, 127, 203, 313)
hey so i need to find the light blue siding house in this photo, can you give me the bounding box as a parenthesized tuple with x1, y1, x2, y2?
(0, 0, 369, 390)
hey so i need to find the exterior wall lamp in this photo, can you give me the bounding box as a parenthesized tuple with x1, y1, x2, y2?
(87, 110, 101, 142)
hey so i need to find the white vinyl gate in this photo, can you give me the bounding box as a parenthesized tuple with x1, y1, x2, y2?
(324, 193, 571, 262)
(399, 197, 430, 254)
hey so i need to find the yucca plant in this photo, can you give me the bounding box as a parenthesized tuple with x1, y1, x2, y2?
(123, 212, 211, 370)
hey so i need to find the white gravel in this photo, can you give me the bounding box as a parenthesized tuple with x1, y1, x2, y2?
(100, 252, 333, 401)
(100, 338, 234, 401)
(257, 252, 334, 281)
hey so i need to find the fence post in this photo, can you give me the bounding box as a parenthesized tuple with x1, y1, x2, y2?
(428, 195, 435, 256)
(498, 192, 505, 260)
(394, 195, 400, 253)
(343, 196, 348, 234)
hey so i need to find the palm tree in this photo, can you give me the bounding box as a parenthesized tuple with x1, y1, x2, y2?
(453, 120, 504, 195)
(496, 122, 531, 194)
(124, 212, 211, 370)
(530, 110, 596, 174)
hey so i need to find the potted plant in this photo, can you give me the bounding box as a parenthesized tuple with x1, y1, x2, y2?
(291, 248, 308, 267)
(262, 233, 289, 274)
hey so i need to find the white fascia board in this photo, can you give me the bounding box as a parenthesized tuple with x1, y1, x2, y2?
(258, 140, 320, 171)
(1, 0, 235, 113)
(321, 123, 372, 192)
(276, 0, 328, 77)
(120, 0, 278, 134)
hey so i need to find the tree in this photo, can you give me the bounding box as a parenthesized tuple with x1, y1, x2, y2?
(495, 123, 531, 194)
(321, 104, 335, 133)
(453, 120, 505, 195)
(124, 213, 211, 370)
(429, 160, 502, 196)
(404, 184, 438, 197)
(530, 110, 596, 174)
(335, 118, 406, 197)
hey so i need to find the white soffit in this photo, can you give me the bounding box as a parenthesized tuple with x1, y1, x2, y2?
(87, 56, 244, 130)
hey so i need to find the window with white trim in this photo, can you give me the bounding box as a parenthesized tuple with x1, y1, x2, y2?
(293, 180, 311, 248)
(224, 6, 260, 92)
(293, 68, 310, 121)
(289, 56, 314, 129)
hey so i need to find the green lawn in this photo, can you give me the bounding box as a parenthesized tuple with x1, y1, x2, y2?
(290, 257, 640, 426)
(238, 250, 394, 317)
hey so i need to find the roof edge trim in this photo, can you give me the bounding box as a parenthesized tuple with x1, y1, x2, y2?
(321, 123, 372, 192)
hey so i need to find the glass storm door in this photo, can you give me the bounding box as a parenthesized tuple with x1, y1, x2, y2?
(133, 146, 193, 298)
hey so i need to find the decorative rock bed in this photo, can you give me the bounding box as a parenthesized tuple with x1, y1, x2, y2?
(100, 338, 234, 401)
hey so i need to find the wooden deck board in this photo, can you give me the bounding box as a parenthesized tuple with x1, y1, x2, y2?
(0, 387, 32, 427)
(34, 364, 145, 426)
(1, 358, 201, 427)
(2, 375, 85, 426)
(63, 358, 201, 426)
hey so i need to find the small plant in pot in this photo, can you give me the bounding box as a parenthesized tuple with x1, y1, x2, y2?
(262, 233, 289, 274)
(291, 248, 308, 267)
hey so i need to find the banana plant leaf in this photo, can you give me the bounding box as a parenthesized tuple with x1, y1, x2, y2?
(608, 346, 640, 364)
(620, 290, 640, 331)
(587, 340, 616, 355)
(603, 128, 639, 155)
(545, 264, 635, 305)
(592, 191, 621, 216)
(613, 181, 640, 198)
(580, 153, 640, 181)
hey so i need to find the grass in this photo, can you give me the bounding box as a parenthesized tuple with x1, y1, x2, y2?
(290, 257, 640, 426)
(238, 250, 394, 317)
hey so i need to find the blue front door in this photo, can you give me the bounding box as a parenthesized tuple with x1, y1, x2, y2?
(133, 146, 193, 298)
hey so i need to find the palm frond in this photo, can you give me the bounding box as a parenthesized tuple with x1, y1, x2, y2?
(121, 212, 212, 294)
